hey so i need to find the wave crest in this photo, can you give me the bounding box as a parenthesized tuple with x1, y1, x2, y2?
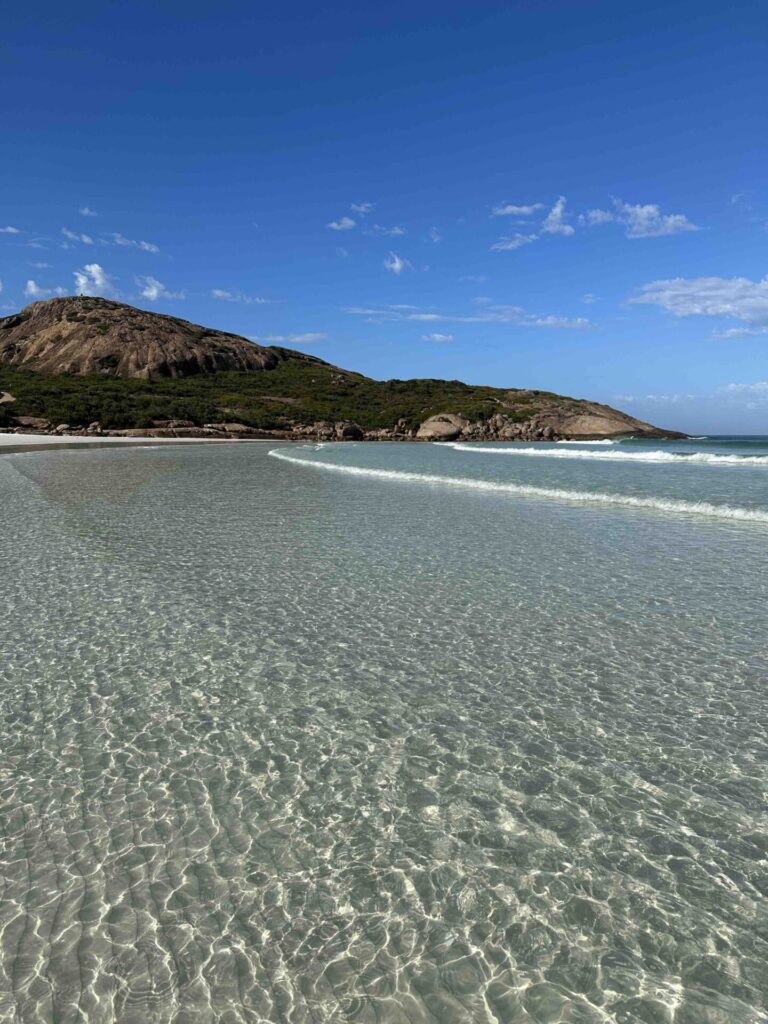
(441, 443, 768, 466)
(269, 450, 768, 523)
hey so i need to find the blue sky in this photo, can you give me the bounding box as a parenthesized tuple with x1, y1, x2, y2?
(2, 0, 766, 432)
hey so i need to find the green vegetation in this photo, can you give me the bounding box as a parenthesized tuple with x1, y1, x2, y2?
(0, 361, 548, 431)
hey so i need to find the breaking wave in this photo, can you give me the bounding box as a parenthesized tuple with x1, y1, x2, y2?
(269, 450, 768, 523)
(557, 438, 618, 445)
(441, 443, 768, 466)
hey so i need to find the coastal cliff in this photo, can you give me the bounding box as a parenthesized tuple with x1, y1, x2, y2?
(0, 297, 685, 441)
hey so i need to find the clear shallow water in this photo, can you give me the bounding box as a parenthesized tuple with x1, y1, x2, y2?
(1, 439, 767, 1023)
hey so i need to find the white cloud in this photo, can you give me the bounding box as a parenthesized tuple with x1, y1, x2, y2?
(582, 293, 597, 304)
(722, 380, 768, 394)
(372, 224, 406, 236)
(344, 303, 589, 329)
(75, 263, 115, 296)
(540, 196, 574, 236)
(714, 326, 768, 338)
(137, 276, 183, 301)
(631, 274, 768, 325)
(350, 202, 374, 214)
(326, 216, 356, 231)
(24, 280, 66, 299)
(585, 199, 699, 238)
(613, 392, 696, 404)
(252, 332, 326, 344)
(111, 232, 160, 253)
(29, 262, 51, 268)
(0, 226, 21, 234)
(428, 227, 442, 242)
(422, 333, 453, 342)
(383, 252, 412, 275)
(211, 289, 268, 304)
(62, 227, 94, 245)
(490, 233, 537, 252)
(583, 208, 616, 226)
(492, 203, 544, 217)
(79, 206, 98, 217)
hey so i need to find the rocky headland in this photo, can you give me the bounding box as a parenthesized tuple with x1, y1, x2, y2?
(0, 297, 685, 442)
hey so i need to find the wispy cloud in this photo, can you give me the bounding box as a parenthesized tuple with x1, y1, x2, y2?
(326, 216, 356, 231)
(722, 380, 768, 394)
(345, 303, 590, 329)
(350, 202, 374, 214)
(491, 197, 572, 251)
(490, 233, 537, 252)
(0, 226, 21, 234)
(211, 288, 268, 304)
(383, 252, 412, 275)
(29, 261, 51, 269)
(24, 279, 65, 299)
(372, 224, 406, 236)
(584, 199, 699, 238)
(75, 263, 115, 296)
(492, 202, 544, 217)
(422, 332, 453, 342)
(251, 332, 326, 344)
(137, 276, 183, 301)
(110, 232, 160, 253)
(541, 196, 574, 236)
(428, 227, 442, 242)
(79, 206, 98, 217)
(62, 227, 94, 245)
(613, 392, 697, 404)
(714, 326, 768, 338)
(631, 274, 768, 325)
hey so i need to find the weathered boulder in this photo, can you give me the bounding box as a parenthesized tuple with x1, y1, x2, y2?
(13, 415, 51, 431)
(309, 420, 337, 440)
(416, 414, 470, 441)
(334, 420, 363, 440)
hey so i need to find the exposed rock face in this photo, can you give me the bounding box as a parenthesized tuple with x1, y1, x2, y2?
(0, 298, 685, 440)
(414, 401, 679, 443)
(0, 297, 328, 379)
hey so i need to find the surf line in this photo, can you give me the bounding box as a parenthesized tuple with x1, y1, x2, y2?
(438, 443, 768, 467)
(268, 450, 768, 523)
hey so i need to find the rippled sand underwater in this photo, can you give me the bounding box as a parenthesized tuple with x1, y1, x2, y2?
(1, 441, 767, 1023)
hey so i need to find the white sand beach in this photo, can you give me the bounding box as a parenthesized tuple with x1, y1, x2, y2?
(0, 432, 216, 450)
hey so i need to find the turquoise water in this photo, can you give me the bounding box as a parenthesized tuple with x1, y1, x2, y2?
(1, 438, 767, 1023)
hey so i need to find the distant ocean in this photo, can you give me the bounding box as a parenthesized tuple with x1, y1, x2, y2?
(1, 437, 767, 1023)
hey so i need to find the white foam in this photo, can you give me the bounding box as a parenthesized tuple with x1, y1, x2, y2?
(441, 442, 768, 467)
(557, 438, 617, 445)
(269, 449, 768, 523)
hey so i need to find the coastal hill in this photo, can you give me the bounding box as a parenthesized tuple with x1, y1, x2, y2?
(0, 296, 683, 440)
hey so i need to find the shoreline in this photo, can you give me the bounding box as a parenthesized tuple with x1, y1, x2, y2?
(0, 432, 269, 455)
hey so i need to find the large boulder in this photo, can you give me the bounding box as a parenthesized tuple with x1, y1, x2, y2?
(13, 415, 51, 431)
(416, 414, 470, 441)
(334, 420, 364, 440)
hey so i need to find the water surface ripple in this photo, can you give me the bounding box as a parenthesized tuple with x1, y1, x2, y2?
(1, 441, 767, 1023)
